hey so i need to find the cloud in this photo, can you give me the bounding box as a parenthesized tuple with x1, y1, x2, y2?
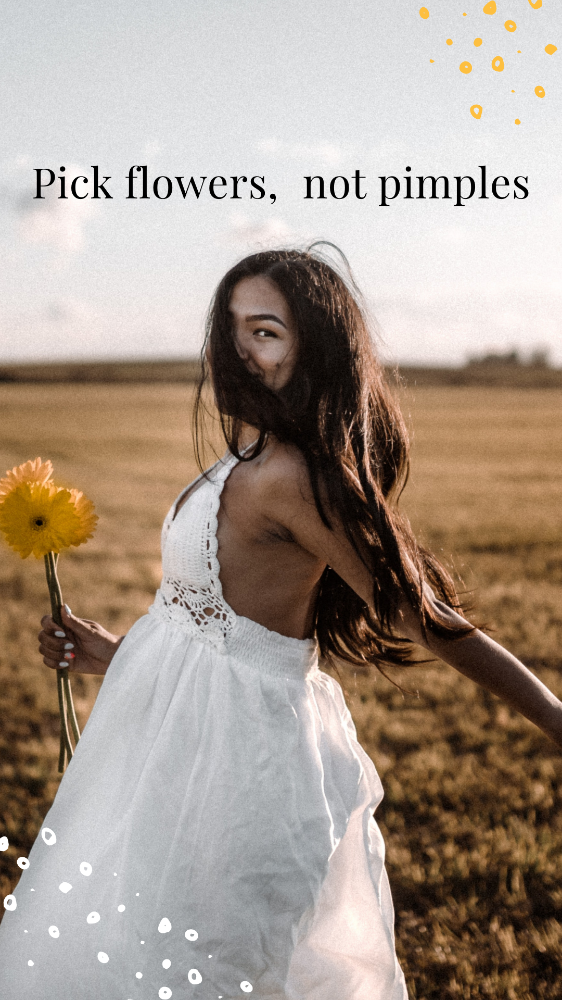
(371, 281, 562, 366)
(223, 211, 302, 248)
(0, 295, 204, 364)
(8, 161, 97, 252)
(257, 139, 352, 168)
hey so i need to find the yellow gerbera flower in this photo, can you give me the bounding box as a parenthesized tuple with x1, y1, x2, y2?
(0, 480, 98, 559)
(0, 457, 97, 771)
(0, 456, 54, 497)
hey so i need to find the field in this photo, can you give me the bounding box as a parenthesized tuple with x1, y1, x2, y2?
(1, 382, 561, 999)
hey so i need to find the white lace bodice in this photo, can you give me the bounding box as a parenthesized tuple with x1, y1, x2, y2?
(149, 451, 239, 649)
(148, 447, 319, 677)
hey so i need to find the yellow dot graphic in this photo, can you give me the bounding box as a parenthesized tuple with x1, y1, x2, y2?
(474, 38, 483, 46)
(492, 55, 504, 71)
(419, 7, 429, 19)
(446, 38, 453, 46)
(511, 89, 515, 92)
(459, 61, 472, 74)
(430, 58, 435, 63)
(545, 44, 557, 55)
(535, 85, 545, 97)
(527, 0, 542, 7)
(463, 12, 467, 15)
(515, 118, 521, 124)
(483, 1, 496, 14)
(505, 20, 516, 32)
(470, 104, 483, 119)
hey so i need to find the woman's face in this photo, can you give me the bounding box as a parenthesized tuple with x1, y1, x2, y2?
(228, 275, 298, 392)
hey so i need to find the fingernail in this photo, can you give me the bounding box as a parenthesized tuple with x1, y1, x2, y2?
(64, 642, 74, 650)
(64, 652, 75, 660)
(55, 631, 66, 638)
(58, 661, 67, 667)
(64, 605, 72, 615)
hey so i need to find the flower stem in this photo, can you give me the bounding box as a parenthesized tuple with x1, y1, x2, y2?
(44, 552, 81, 772)
(55, 667, 68, 773)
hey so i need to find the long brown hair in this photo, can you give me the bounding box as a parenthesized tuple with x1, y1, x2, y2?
(194, 246, 473, 671)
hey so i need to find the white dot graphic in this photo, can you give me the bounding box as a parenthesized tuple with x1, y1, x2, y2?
(0, 836, 9, 851)
(159, 989, 172, 999)
(17, 857, 30, 870)
(41, 828, 56, 846)
(87, 912, 100, 924)
(241, 983, 253, 993)
(24, 930, 28, 933)
(188, 969, 202, 985)
(79, 862, 92, 877)
(136, 892, 139, 896)
(3, 894, 17, 911)
(158, 917, 172, 934)
(97, 951, 109, 963)
(59, 882, 72, 893)
(117, 904, 126, 912)
(113, 872, 117, 876)
(185, 928, 198, 941)
(162, 959, 171, 969)
(136, 971, 143, 979)
(48, 926, 59, 938)
(28, 960, 34, 966)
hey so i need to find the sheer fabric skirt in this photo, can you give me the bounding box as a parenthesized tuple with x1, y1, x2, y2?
(0, 612, 407, 999)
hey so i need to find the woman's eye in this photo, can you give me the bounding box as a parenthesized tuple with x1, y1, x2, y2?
(254, 329, 277, 339)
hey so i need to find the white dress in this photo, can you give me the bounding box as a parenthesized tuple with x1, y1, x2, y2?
(0, 449, 408, 1000)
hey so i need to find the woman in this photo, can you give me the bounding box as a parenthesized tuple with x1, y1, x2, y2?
(1, 247, 561, 1000)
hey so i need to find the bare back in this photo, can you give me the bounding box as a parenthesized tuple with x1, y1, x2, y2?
(175, 442, 326, 640)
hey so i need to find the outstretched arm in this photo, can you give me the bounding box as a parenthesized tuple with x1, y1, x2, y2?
(261, 444, 562, 749)
(395, 595, 562, 749)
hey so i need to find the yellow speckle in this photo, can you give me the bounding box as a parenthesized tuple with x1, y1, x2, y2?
(535, 85, 545, 98)
(459, 61, 472, 74)
(419, 7, 430, 19)
(504, 20, 516, 32)
(517, 50, 521, 53)
(483, 1, 496, 14)
(545, 44, 557, 55)
(463, 12, 467, 15)
(474, 38, 483, 47)
(492, 55, 505, 71)
(511, 89, 515, 92)
(470, 104, 483, 119)
(430, 58, 434, 63)
(446, 38, 453, 46)
(527, 0, 542, 8)
(515, 118, 521, 124)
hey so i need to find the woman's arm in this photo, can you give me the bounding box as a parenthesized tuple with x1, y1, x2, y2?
(261, 444, 562, 748)
(395, 595, 562, 749)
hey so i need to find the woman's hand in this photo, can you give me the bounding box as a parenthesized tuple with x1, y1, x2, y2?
(38, 605, 125, 676)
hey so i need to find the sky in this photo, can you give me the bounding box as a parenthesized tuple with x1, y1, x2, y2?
(1, 0, 560, 367)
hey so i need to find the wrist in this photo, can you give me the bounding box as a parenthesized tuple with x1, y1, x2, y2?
(108, 634, 126, 660)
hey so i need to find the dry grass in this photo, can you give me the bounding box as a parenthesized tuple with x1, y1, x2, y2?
(1, 383, 561, 998)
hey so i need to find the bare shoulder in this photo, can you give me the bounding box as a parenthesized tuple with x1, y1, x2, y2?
(254, 439, 373, 602)
(255, 440, 315, 510)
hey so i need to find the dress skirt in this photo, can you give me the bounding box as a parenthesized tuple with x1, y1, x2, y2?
(0, 610, 408, 999)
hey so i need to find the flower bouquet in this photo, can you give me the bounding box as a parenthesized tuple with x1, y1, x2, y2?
(0, 458, 98, 773)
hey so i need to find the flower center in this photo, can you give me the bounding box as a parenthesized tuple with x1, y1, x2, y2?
(32, 516, 47, 530)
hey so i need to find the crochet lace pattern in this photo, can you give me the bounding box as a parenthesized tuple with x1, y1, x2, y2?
(149, 454, 238, 649)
